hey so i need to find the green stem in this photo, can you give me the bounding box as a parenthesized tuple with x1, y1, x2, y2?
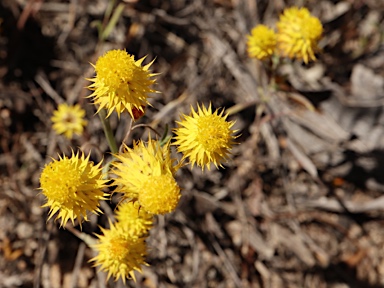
(65, 224, 97, 247)
(98, 109, 118, 154)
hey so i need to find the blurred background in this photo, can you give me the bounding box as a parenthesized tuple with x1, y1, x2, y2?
(1, 0, 384, 287)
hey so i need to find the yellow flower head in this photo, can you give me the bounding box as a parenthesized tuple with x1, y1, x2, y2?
(112, 138, 181, 214)
(139, 173, 180, 215)
(87, 49, 157, 118)
(91, 222, 147, 283)
(39, 151, 108, 227)
(173, 103, 237, 171)
(51, 103, 87, 139)
(115, 201, 153, 238)
(247, 24, 277, 60)
(276, 7, 323, 63)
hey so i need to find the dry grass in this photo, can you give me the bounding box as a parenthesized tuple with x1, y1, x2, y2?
(1, 0, 384, 287)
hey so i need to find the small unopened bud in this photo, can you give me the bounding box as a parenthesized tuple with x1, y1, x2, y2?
(132, 105, 146, 120)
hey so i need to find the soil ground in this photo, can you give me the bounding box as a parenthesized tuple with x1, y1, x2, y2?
(1, 0, 384, 287)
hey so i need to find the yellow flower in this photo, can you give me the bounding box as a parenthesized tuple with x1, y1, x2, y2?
(139, 173, 180, 215)
(115, 201, 153, 238)
(113, 138, 177, 198)
(276, 7, 323, 63)
(87, 49, 157, 118)
(51, 103, 87, 139)
(112, 138, 181, 214)
(39, 151, 108, 227)
(247, 24, 277, 60)
(173, 103, 237, 171)
(91, 222, 147, 283)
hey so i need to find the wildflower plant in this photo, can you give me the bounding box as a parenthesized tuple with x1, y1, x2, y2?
(39, 40, 239, 284)
(244, 6, 324, 115)
(246, 6, 323, 64)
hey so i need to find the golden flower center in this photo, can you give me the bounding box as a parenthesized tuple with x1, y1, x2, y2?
(305, 18, 322, 40)
(41, 160, 85, 204)
(109, 237, 130, 261)
(62, 112, 76, 124)
(290, 19, 314, 40)
(116, 202, 153, 237)
(140, 174, 180, 214)
(281, 9, 322, 41)
(196, 115, 230, 152)
(95, 50, 136, 91)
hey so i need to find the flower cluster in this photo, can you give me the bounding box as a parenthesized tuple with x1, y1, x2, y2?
(246, 7, 323, 63)
(112, 138, 181, 215)
(90, 201, 153, 282)
(39, 48, 238, 283)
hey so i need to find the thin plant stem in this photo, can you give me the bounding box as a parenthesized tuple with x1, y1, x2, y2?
(119, 117, 133, 153)
(98, 109, 118, 154)
(101, 3, 125, 41)
(131, 124, 161, 137)
(65, 224, 97, 247)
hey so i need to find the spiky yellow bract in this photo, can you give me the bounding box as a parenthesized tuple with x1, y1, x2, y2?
(91, 222, 147, 283)
(115, 201, 153, 238)
(112, 138, 181, 214)
(173, 103, 237, 171)
(276, 7, 323, 63)
(87, 49, 157, 118)
(247, 25, 277, 60)
(51, 103, 87, 139)
(39, 151, 108, 227)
